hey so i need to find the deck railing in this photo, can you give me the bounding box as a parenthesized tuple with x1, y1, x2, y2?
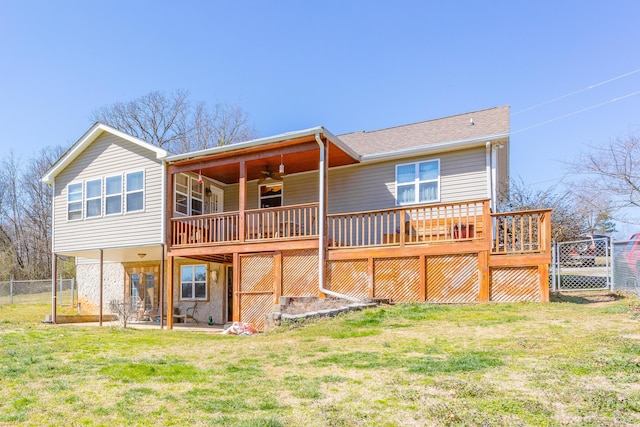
(327, 200, 487, 248)
(490, 209, 552, 254)
(170, 200, 552, 257)
(245, 203, 319, 241)
(171, 211, 240, 246)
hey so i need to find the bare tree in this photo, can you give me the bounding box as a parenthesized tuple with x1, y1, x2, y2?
(571, 135, 640, 224)
(498, 177, 588, 242)
(91, 90, 257, 153)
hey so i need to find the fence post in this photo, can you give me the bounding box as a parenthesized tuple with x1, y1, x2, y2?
(551, 239, 556, 293)
(9, 276, 13, 304)
(71, 278, 75, 306)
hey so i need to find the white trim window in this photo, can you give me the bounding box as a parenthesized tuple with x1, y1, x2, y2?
(125, 171, 144, 213)
(395, 159, 440, 205)
(67, 182, 83, 220)
(105, 175, 123, 215)
(190, 176, 203, 216)
(259, 183, 283, 208)
(174, 174, 189, 215)
(180, 264, 207, 300)
(85, 179, 102, 218)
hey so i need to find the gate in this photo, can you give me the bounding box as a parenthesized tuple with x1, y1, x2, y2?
(553, 237, 612, 292)
(238, 253, 276, 330)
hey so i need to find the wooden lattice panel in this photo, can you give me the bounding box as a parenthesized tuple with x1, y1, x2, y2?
(426, 254, 479, 303)
(282, 250, 318, 297)
(240, 254, 274, 293)
(327, 259, 369, 299)
(238, 293, 272, 331)
(490, 267, 540, 302)
(373, 257, 420, 302)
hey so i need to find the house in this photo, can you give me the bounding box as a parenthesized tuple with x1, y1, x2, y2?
(44, 106, 552, 330)
(41, 123, 169, 323)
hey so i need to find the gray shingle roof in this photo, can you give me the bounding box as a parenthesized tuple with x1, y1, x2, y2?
(338, 106, 509, 157)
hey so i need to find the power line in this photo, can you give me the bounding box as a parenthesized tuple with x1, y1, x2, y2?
(512, 67, 640, 115)
(512, 90, 640, 135)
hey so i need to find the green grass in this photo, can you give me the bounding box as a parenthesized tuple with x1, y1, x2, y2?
(1, 293, 640, 426)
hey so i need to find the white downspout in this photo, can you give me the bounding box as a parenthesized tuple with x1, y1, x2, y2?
(485, 141, 492, 207)
(314, 133, 359, 302)
(491, 143, 498, 212)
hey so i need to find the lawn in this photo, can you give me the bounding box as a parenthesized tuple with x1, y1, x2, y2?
(1, 293, 640, 426)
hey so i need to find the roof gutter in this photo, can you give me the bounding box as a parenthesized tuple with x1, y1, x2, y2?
(166, 126, 361, 164)
(314, 133, 359, 303)
(359, 133, 509, 164)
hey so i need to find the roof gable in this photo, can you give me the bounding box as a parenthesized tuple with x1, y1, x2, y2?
(42, 122, 168, 184)
(338, 106, 509, 157)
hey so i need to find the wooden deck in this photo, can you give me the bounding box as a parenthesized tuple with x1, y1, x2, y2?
(167, 199, 552, 330)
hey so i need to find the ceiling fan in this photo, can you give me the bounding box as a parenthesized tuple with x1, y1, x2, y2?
(258, 165, 283, 184)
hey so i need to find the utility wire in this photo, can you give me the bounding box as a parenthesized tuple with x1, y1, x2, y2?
(512, 90, 640, 135)
(512, 68, 640, 115)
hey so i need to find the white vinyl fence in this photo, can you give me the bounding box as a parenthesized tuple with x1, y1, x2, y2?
(0, 279, 75, 306)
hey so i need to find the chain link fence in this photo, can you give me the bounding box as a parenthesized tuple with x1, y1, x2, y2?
(613, 239, 640, 295)
(0, 279, 75, 306)
(552, 237, 612, 292)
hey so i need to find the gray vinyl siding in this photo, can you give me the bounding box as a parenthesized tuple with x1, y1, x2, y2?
(328, 147, 488, 214)
(220, 148, 488, 215)
(53, 132, 164, 253)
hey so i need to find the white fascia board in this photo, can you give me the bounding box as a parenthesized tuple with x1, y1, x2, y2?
(360, 133, 510, 164)
(41, 122, 168, 185)
(166, 126, 361, 163)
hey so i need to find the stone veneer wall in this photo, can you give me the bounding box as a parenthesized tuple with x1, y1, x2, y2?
(76, 261, 124, 314)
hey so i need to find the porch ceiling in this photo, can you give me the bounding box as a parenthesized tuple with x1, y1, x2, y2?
(168, 136, 359, 184)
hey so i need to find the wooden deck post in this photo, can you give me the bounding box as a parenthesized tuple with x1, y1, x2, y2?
(274, 252, 282, 304)
(419, 255, 426, 301)
(159, 243, 165, 329)
(99, 249, 103, 326)
(166, 255, 174, 329)
(478, 250, 490, 302)
(538, 263, 550, 303)
(51, 253, 57, 324)
(239, 160, 246, 243)
(233, 252, 240, 321)
(367, 257, 374, 298)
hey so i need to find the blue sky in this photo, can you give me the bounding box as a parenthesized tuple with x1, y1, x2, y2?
(1, 1, 639, 213)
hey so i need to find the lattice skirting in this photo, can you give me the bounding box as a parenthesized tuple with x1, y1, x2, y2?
(282, 250, 318, 296)
(490, 266, 540, 302)
(374, 257, 420, 301)
(426, 254, 479, 303)
(327, 259, 369, 299)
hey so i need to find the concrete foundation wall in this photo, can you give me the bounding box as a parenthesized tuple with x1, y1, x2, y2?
(76, 261, 124, 314)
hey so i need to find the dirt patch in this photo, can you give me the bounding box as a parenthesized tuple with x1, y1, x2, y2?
(280, 297, 357, 315)
(551, 292, 622, 305)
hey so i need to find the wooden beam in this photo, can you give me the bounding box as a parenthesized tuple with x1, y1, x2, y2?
(274, 252, 282, 304)
(168, 141, 319, 175)
(168, 238, 319, 258)
(489, 253, 551, 267)
(233, 252, 240, 322)
(538, 263, 550, 303)
(328, 241, 487, 260)
(478, 250, 490, 302)
(367, 257, 374, 298)
(166, 256, 174, 329)
(419, 254, 426, 302)
(239, 160, 246, 243)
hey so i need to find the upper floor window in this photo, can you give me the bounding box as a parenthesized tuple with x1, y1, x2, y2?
(174, 174, 189, 215)
(395, 159, 440, 205)
(105, 175, 122, 215)
(125, 171, 144, 213)
(259, 183, 283, 208)
(67, 182, 83, 220)
(85, 179, 102, 218)
(190, 177, 203, 216)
